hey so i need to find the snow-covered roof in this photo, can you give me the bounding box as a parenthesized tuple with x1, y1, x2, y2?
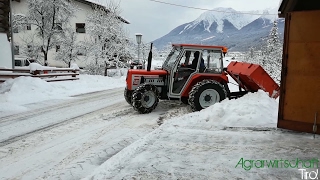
(75, 0, 130, 24)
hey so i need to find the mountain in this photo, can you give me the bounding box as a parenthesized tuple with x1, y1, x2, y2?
(152, 7, 284, 52)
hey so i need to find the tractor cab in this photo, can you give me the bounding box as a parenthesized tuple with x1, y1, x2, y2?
(162, 44, 228, 99)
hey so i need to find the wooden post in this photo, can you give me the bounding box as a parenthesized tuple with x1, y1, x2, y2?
(32, 70, 40, 75)
(72, 70, 76, 77)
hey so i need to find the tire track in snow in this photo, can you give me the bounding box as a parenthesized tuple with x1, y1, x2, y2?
(0, 87, 123, 124)
(0, 94, 192, 179)
(0, 101, 130, 147)
(0, 87, 126, 145)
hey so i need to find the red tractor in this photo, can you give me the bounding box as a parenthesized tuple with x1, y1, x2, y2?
(124, 43, 280, 114)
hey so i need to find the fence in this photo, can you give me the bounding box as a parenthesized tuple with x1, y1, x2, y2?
(0, 67, 80, 83)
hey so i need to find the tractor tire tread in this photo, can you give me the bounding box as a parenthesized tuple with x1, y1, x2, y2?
(132, 83, 159, 114)
(188, 79, 227, 111)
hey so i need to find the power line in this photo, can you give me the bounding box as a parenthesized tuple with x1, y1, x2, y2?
(149, 0, 278, 16)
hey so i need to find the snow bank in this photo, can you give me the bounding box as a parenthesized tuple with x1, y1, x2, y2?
(0, 75, 125, 113)
(28, 63, 80, 72)
(166, 90, 278, 129)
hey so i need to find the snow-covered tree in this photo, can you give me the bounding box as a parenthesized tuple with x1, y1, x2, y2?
(15, 33, 43, 60)
(13, 0, 77, 66)
(85, 1, 131, 75)
(261, 20, 283, 83)
(54, 26, 81, 67)
(244, 20, 282, 84)
(243, 47, 261, 64)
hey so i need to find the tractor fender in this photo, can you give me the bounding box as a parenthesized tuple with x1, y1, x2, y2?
(181, 73, 229, 97)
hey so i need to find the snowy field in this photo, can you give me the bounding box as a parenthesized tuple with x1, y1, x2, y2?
(0, 60, 319, 180)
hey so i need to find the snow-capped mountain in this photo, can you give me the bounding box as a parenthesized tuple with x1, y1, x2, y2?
(153, 7, 284, 51)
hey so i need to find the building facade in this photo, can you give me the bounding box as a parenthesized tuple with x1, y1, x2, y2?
(11, 0, 129, 68)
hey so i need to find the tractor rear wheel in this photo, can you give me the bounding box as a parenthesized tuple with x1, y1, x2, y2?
(132, 84, 159, 114)
(124, 87, 133, 105)
(188, 79, 227, 111)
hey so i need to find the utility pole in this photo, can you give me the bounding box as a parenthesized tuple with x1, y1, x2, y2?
(9, 0, 15, 68)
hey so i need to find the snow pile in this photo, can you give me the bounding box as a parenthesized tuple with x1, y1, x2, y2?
(85, 91, 298, 180)
(29, 63, 56, 71)
(0, 75, 125, 113)
(0, 77, 64, 105)
(70, 63, 80, 70)
(165, 90, 278, 129)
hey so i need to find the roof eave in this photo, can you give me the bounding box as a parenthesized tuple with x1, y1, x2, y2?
(278, 0, 298, 18)
(75, 0, 130, 24)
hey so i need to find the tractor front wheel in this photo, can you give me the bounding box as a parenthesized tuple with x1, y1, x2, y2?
(132, 84, 159, 114)
(188, 79, 227, 111)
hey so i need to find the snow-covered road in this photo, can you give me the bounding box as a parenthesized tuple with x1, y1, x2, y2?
(0, 87, 187, 179)
(0, 88, 125, 144)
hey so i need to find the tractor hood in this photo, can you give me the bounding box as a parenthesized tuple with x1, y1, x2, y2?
(127, 69, 168, 76)
(126, 69, 168, 90)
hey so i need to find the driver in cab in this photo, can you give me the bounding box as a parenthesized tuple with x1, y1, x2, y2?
(181, 51, 205, 71)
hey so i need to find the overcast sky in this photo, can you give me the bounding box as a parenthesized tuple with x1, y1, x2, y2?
(118, 0, 281, 43)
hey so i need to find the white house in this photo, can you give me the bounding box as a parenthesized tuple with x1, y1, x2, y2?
(11, 0, 129, 68)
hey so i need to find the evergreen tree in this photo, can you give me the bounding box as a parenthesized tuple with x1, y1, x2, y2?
(244, 20, 283, 84)
(262, 20, 283, 84)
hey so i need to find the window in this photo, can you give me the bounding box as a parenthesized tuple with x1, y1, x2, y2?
(76, 23, 85, 33)
(54, 23, 62, 31)
(14, 46, 19, 55)
(26, 24, 31, 30)
(27, 45, 32, 52)
(163, 47, 181, 70)
(56, 45, 60, 52)
(15, 60, 22, 66)
(201, 50, 223, 74)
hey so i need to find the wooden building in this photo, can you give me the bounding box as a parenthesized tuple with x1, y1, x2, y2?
(278, 0, 320, 134)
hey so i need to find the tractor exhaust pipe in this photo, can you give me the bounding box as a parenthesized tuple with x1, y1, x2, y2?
(147, 43, 153, 71)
